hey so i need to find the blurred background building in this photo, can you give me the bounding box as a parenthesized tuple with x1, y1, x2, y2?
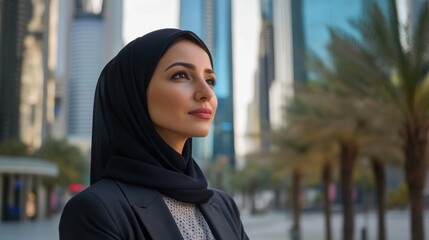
(0, 0, 123, 222)
(247, 0, 411, 206)
(254, 0, 275, 151)
(0, 0, 56, 151)
(0, 0, 59, 222)
(52, 0, 123, 151)
(250, 0, 393, 135)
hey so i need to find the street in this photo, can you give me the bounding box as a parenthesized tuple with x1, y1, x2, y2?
(0, 209, 429, 239)
(241, 209, 429, 240)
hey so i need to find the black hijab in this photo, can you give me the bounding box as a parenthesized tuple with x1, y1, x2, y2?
(90, 28, 214, 204)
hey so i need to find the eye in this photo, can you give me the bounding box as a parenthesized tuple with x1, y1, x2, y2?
(206, 78, 216, 87)
(172, 71, 188, 79)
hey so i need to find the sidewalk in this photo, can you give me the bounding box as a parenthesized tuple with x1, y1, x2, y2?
(0, 211, 291, 240)
(241, 209, 290, 239)
(0, 214, 60, 240)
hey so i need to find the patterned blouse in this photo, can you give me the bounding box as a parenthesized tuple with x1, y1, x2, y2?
(162, 196, 215, 240)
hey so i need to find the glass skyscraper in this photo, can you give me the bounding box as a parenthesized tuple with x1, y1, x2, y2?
(270, 0, 389, 129)
(299, 0, 389, 80)
(180, 0, 235, 167)
(255, 0, 275, 150)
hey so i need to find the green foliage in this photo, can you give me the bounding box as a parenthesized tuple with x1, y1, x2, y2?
(387, 183, 409, 208)
(327, 1, 429, 120)
(230, 160, 272, 193)
(35, 139, 88, 188)
(0, 139, 30, 156)
(319, 2, 429, 238)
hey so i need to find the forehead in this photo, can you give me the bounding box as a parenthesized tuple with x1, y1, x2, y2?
(159, 40, 212, 66)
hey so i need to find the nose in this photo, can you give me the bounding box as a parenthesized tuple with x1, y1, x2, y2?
(194, 78, 214, 102)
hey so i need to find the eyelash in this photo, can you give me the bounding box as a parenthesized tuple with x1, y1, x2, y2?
(206, 78, 216, 87)
(172, 71, 189, 80)
(171, 71, 216, 87)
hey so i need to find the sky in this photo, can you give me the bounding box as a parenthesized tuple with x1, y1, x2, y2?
(123, 0, 261, 157)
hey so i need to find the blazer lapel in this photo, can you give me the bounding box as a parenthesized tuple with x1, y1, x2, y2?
(117, 182, 183, 240)
(199, 199, 236, 240)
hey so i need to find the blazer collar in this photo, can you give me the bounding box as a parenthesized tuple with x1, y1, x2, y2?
(117, 182, 236, 240)
(116, 182, 183, 240)
(199, 197, 237, 240)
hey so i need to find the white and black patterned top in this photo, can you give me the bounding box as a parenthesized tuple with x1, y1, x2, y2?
(162, 195, 215, 240)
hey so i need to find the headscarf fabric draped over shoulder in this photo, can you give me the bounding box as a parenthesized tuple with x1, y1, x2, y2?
(91, 28, 214, 204)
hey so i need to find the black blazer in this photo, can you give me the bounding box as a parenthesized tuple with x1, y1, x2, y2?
(59, 179, 249, 240)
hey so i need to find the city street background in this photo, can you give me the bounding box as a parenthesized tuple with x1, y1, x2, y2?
(2, 0, 429, 240)
(1, 209, 429, 240)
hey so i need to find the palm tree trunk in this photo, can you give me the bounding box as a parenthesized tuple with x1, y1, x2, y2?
(292, 167, 302, 240)
(371, 157, 386, 240)
(273, 188, 281, 209)
(249, 180, 257, 215)
(340, 141, 358, 240)
(402, 117, 428, 240)
(322, 163, 332, 240)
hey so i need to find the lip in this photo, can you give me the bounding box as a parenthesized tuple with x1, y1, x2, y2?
(188, 108, 212, 119)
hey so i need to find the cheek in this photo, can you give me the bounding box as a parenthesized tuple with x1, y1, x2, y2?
(148, 86, 188, 115)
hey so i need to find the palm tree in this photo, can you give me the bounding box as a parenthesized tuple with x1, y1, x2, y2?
(288, 61, 403, 239)
(247, 127, 336, 240)
(360, 130, 402, 240)
(230, 160, 271, 214)
(290, 82, 371, 240)
(325, 1, 429, 239)
(261, 83, 365, 240)
(321, 161, 333, 240)
(36, 139, 88, 187)
(0, 139, 30, 156)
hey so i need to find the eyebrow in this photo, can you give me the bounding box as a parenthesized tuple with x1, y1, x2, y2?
(164, 62, 215, 74)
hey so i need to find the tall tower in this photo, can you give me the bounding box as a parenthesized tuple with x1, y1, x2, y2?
(254, 0, 275, 150)
(180, 0, 235, 167)
(0, 0, 31, 143)
(53, 0, 123, 150)
(270, 0, 372, 129)
(0, 0, 56, 150)
(269, 0, 295, 129)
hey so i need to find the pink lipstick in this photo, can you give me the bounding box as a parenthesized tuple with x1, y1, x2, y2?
(188, 108, 212, 119)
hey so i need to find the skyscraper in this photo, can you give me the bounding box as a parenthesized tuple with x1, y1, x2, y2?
(0, 0, 30, 143)
(53, 0, 123, 149)
(252, 0, 275, 150)
(180, 0, 235, 166)
(269, 0, 384, 129)
(269, 0, 295, 129)
(0, 0, 56, 150)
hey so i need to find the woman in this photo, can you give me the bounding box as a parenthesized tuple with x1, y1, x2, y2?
(59, 28, 249, 240)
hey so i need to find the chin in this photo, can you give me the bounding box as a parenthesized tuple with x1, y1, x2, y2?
(191, 130, 210, 137)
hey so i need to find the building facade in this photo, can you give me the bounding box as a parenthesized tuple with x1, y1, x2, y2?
(0, 0, 56, 150)
(0, 156, 58, 222)
(180, 0, 236, 167)
(0, 0, 59, 222)
(53, 0, 123, 150)
(269, 0, 385, 129)
(250, 0, 275, 151)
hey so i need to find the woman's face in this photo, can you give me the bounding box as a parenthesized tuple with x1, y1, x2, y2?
(147, 40, 218, 150)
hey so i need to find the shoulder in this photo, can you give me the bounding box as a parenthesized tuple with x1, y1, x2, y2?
(209, 188, 242, 217)
(62, 179, 126, 214)
(211, 189, 237, 207)
(61, 179, 120, 202)
(206, 189, 249, 240)
(59, 179, 130, 239)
